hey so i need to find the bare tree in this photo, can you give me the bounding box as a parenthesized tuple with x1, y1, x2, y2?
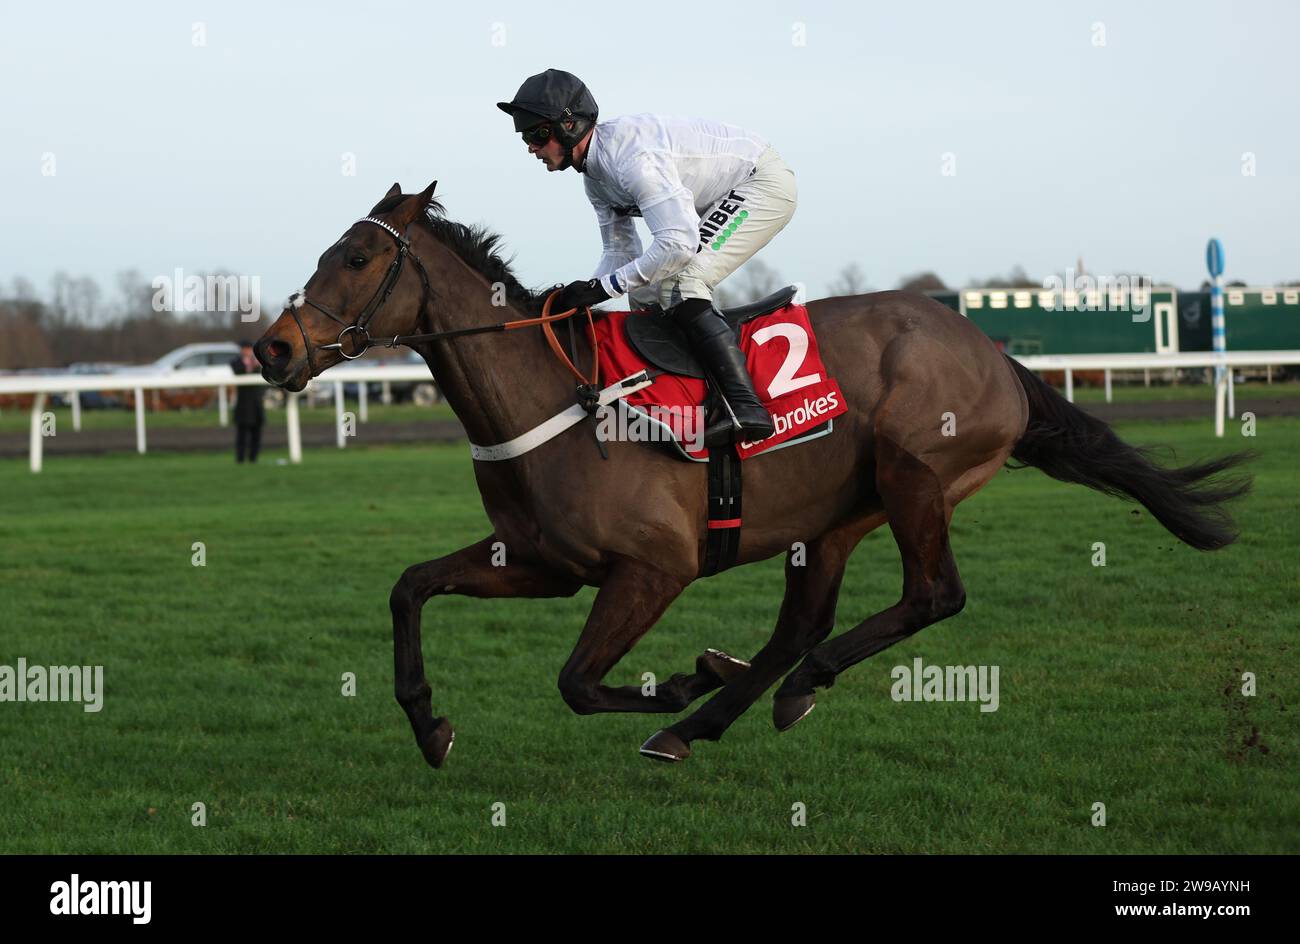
(3, 268, 260, 367)
(712, 283, 741, 308)
(0, 297, 56, 368)
(709, 258, 783, 308)
(67, 276, 102, 325)
(898, 271, 948, 293)
(736, 259, 784, 301)
(114, 268, 153, 321)
(47, 271, 72, 329)
(9, 276, 37, 301)
(971, 265, 1037, 288)
(827, 263, 868, 296)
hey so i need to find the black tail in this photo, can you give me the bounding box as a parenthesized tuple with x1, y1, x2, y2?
(1004, 355, 1254, 550)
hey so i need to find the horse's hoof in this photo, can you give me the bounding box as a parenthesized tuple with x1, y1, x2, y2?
(419, 717, 456, 769)
(698, 648, 750, 686)
(773, 694, 816, 732)
(639, 729, 692, 763)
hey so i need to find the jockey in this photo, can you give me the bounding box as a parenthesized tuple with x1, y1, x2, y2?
(497, 68, 797, 445)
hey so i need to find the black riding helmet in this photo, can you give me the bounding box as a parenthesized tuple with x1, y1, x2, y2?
(497, 69, 598, 168)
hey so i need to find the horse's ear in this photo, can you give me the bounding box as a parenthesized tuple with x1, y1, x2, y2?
(391, 181, 439, 227)
(370, 182, 405, 216)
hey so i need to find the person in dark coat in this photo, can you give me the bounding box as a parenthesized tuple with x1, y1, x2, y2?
(230, 340, 266, 463)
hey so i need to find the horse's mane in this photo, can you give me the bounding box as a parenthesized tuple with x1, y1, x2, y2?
(370, 193, 547, 315)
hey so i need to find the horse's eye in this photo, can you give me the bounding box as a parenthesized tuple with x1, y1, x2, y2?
(347, 255, 367, 269)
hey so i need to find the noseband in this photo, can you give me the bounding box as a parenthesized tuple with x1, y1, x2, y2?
(286, 216, 434, 374)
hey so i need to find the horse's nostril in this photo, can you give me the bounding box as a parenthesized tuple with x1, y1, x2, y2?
(259, 338, 293, 367)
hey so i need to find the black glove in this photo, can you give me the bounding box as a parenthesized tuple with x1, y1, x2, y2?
(555, 278, 611, 312)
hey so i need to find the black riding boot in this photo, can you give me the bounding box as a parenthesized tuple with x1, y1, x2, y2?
(669, 298, 775, 445)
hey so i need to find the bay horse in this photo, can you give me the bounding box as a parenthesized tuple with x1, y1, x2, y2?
(255, 182, 1252, 768)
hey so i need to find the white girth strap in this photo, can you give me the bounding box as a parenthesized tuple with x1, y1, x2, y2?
(469, 370, 655, 462)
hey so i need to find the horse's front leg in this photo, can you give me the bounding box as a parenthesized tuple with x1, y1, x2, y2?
(555, 558, 747, 718)
(389, 535, 582, 769)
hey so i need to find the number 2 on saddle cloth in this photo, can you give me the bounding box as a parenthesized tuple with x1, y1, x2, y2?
(591, 300, 847, 460)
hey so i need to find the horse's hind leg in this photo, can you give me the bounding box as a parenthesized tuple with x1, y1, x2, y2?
(390, 535, 582, 770)
(773, 437, 966, 716)
(556, 558, 747, 717)
(640, 517, 878, 762)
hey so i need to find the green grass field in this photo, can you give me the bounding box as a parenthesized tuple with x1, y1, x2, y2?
(1070, 379, 1300, 403)
(0, 415, 1295, 854)
(4, 379, 1299, 434)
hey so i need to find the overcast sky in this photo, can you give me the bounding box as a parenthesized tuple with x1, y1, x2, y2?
(2, 0, 1297, 313)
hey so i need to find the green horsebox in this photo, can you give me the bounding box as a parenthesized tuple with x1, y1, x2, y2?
(925, 285, 1300, 355)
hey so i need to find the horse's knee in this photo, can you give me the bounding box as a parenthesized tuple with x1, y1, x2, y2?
(905, 577, 965, 624)
(557, 671, 600, 715)
(932, 575, 966, 620)
(389, 567, 421, 615)
(940, 585, 967, 619)
(390, 562, 453, 616)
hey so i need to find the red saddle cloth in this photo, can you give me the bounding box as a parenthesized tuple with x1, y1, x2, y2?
(592, 302, 847, 460)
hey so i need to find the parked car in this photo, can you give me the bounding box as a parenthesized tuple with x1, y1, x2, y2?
(113, 342, 242, 374)
(59, 363, 133, 408)
(66, 361, 130, 375)
(112, 342, 242, 410)
(0, 367, 78, 410)
(304, 350, 438, 407)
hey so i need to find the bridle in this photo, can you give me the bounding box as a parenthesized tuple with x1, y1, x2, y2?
(287, 216, 434, 374)
(283, 212, 604, 395)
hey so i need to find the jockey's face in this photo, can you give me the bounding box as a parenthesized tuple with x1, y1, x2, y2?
(531, 137, 566, 172)
(524, 121, 573, 172)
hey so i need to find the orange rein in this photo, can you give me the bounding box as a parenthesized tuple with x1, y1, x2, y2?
(502, 288, 601, 390)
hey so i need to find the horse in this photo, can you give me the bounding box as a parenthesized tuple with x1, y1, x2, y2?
(255, 181, 1253, 768)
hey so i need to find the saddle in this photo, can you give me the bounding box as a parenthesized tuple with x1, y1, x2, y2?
(623, 285, 799, 379)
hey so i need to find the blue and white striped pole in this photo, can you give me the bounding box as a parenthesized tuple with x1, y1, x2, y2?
(1207, 238, 1228, 437)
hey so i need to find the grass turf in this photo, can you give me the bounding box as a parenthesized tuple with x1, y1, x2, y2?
(0, 416, 1295, 853)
